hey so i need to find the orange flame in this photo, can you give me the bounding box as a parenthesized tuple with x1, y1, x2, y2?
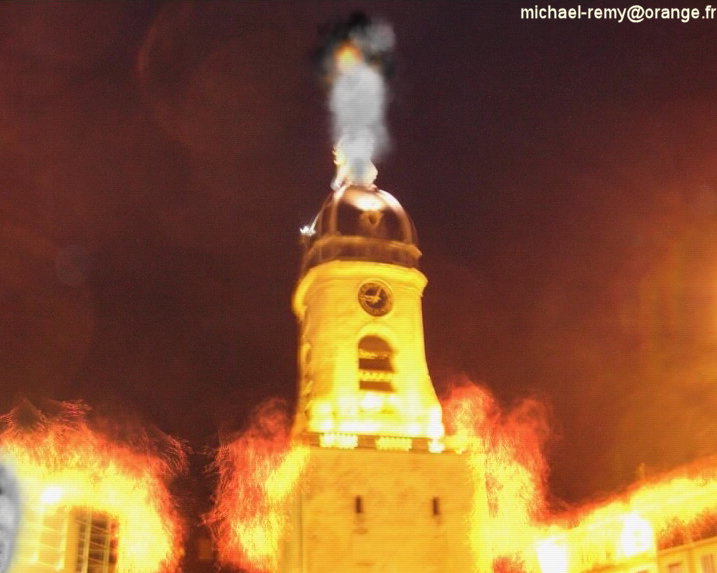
(441, 379, 550, 566)
(334, 42, 362, 73)
(0, 401, 186, 573)
(441, 380, 717, 572)
(205, 399, 308, 573)
(533, 459, 717, 572)
(205, 378, 717, 573)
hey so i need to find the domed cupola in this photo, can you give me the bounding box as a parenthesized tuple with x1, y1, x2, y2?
(300, 184, 421, 274)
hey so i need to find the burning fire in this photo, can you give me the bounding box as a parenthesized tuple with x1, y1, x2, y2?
(205, 399, 308, 573)
(334, 42, 362, 73)
(205, 378, 717, 573)
(441, 379, 717, 572)
(534, 459, 717, 573)
(0, 400, 186, 573)
(441, 380, 550, 568)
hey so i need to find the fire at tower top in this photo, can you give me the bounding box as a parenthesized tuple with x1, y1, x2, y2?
(300, 14, 418, 275)
(315, 12, 394, 190)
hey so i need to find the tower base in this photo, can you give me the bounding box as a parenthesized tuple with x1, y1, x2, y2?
(281, 437, 491, 573)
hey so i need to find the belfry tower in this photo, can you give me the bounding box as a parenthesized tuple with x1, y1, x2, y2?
(282, 179, 492, 572)
(293, 183, 442, 441)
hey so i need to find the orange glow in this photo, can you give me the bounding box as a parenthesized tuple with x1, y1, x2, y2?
(206, 399, 308, 573)
(528, 458, 717, 573)
(0, 401, 186, 573)
(38, 484, 63, 505)
(625, 464, 717, 541)
(442, 380, 549, 564)
(535, 535, 568, 573)
(619, 512, 654, 557)
(440, 379, 717, 572)
(334, 42, 362, 73)
(206, 379, 717, 573)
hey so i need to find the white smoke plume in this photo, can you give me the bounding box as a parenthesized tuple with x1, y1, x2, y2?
(330, 61, 387, 188)
(319, 14, 395, 189)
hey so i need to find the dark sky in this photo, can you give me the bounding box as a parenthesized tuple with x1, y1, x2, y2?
(3, 0, 717, 566)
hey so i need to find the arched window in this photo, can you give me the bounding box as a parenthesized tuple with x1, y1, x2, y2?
(358, 336, 395, 392)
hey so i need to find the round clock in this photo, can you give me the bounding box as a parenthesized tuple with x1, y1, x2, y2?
(358, 281, 393, 316)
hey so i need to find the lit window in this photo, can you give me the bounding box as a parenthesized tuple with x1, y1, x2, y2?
(432, 497, 440, 516)
(354, 496, 363, 515)
(358, 336, 394, 392)
(668, 562, 685, 573)
(72, 510, 118, 573)
(702, 554, 716, 573)
(27, 504, 69, 569)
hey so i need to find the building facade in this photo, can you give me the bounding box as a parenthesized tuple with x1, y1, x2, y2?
(534, 495, 717, 573)
(9, 503, 117, 573)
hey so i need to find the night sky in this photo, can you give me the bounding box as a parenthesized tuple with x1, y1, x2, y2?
(3, 1, 717, 568)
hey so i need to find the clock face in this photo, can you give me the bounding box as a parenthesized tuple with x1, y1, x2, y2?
(358, 281, 393, 316)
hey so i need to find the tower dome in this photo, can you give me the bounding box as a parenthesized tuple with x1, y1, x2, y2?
(300, 184, 421, 274)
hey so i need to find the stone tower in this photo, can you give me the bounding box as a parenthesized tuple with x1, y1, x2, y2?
(282, 182, 492, 573)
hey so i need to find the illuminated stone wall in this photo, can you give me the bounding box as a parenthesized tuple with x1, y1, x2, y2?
(657, 539, 717, 573)
(10, 504, 71, 573)
(9, 505, 118, 573)
(293, 260, 443, 440)
(282, 445, 489, 573)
